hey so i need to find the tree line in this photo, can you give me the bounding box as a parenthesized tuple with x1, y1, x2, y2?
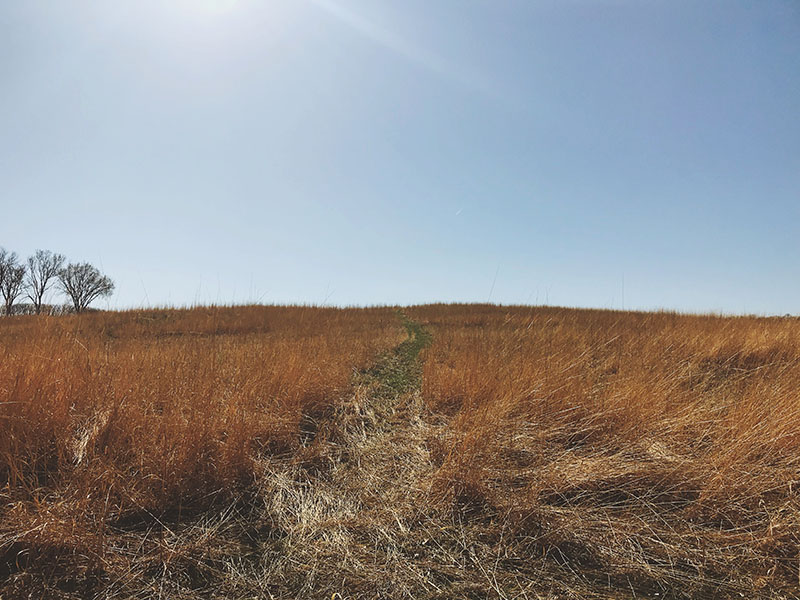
(0, 248, 114, 316)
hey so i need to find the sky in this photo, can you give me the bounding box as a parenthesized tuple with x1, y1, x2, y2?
(1, 0, 798, 314)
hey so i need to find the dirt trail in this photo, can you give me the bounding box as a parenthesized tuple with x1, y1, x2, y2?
(237, 312, 459, 598)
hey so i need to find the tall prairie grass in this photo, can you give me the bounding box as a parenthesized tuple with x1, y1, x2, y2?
(0, 305, 402, 585)
(410, 304, 800, 595)
(1, 303, 798, 597)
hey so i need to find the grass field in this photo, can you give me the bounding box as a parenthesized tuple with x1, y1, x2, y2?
(410, 305, 799, 598)
(1, 304, 798, 598)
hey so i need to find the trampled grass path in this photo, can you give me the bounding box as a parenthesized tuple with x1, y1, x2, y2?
(238, 311, 455, 598)
(356, 312, 432, 403)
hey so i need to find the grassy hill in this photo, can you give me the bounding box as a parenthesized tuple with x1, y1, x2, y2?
(1, 305, 797, 598)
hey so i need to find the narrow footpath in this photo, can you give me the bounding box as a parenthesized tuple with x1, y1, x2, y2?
(247, 311, 455, 599)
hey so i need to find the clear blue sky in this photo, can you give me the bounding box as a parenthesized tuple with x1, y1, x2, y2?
(2, 1, 798, 313)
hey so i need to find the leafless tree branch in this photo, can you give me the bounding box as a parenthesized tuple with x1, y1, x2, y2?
(0, 249, 26, 316)
(26, 249, 65, 314)
(58, 262, 115, 313)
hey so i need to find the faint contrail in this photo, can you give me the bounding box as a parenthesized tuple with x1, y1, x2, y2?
(307, 0, 500, 101)
(488, 265, 500, 302)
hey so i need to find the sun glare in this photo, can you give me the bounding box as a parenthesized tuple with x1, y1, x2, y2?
(186, 0, 240, 15)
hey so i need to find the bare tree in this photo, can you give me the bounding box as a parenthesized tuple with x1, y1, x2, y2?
(0, 248, 8, 292)
(58, 262, 114, 313)
(2, 265, 26, 316)
(0, 249, 26, 316)
(0, 248, 14, 315)
(26, 250, 65, 314)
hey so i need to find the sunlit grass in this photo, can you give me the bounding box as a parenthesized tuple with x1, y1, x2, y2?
(411, 304, 800, 595)
(0, 306, 402, 577)
(1, 304, 798, 597)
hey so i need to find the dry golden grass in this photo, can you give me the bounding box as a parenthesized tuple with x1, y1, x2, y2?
(0, 305, 403, 596)
(1, 303, 798, 598)
(410, 304, 800, 597)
